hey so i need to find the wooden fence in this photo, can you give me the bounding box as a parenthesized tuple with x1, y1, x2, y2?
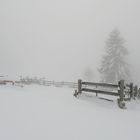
(1, 78, 140, 109)
(0, 79, 78, 89)
(74, 79, 140, 109)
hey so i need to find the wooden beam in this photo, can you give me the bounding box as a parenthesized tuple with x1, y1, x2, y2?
(82, 88, 119, 96)
(118, 80, 125, 101)
(82, 82, 118, 88)
(78, 79, 82, 94)
(129, 83, 134, 99)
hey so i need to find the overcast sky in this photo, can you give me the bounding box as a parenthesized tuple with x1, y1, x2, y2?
(0, 0, 140, 83)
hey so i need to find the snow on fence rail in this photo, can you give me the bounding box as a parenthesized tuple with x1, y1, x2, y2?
(74, 79, 140, 109)
(0, 80, 15, 85)
(19, 77, 79, 88)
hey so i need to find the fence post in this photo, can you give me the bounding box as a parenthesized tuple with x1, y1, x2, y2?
(118, 80, 126, 109)
(130, 83, 133, 99)
(134, 85, 138, 98)
(138, 88, 140, 99)
(96, 85, 98, 97)
(119, 80, 125, 101)
(74, 79, 82, 97)
(78, 79, 82, 94)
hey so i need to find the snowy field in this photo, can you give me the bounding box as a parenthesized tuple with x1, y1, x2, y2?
(0, 85, 140, 140)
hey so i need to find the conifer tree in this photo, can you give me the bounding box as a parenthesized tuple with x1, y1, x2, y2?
(98, 29, 130, 84)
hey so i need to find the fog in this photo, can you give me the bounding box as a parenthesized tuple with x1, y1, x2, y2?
(0, 0, 140, 83)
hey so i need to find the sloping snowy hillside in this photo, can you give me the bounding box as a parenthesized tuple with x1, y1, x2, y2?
(0, 85, 140, 140)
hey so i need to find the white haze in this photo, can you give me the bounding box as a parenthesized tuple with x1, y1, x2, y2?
(0, 0, 140, 83)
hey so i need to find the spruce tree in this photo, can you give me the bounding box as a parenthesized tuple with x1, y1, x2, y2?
(98, 29, 130, 84)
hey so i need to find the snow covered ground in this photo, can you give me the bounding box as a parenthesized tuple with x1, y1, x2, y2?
(0, 85, 140, 140)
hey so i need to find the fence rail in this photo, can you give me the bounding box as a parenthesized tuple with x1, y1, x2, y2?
(0, 79, 78, 88)
(82, 82, 119, 88)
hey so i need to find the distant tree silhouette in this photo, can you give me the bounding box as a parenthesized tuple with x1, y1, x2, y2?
(98, 29, 130, 84)
(83, 67, 94, 82)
